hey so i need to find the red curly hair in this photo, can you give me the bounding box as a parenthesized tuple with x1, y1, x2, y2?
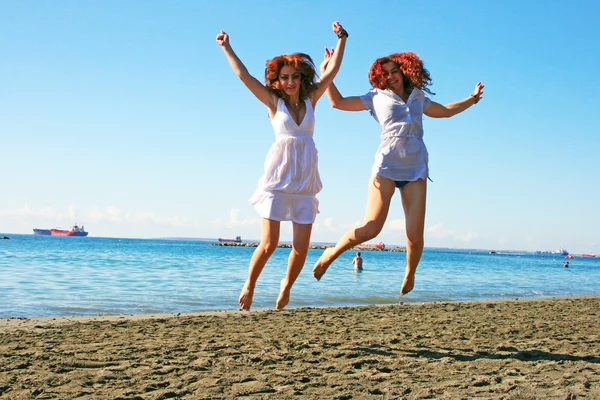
(265, 53, 318, 100)
(368, 52, 434, 95)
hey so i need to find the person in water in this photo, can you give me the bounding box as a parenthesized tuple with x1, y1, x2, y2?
(352, 251, 363, 272)
(216, 22, 348, 310)
(313, 48, 483, 296)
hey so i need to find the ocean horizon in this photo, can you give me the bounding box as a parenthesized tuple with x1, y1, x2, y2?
(8, 232, 582, 254)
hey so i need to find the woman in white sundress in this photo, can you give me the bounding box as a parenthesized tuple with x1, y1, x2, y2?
(216, 22, 348, 310)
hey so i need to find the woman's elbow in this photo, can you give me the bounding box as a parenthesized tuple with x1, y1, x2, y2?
(427, 111, 452, 119)
(237, 70, 252, 82)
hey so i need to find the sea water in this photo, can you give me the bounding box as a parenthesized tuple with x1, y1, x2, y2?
(0, 234, 598, 318)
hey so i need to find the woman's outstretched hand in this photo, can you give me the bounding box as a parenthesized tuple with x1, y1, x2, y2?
(332, 21, 343, 36)
(319, 47, 334, 74)
(318, 22, 346, 74)
(472, 81, 485, 103)
(216, 30, 229, 47)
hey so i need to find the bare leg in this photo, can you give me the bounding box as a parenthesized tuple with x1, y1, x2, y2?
(313, 175, 396, 280)
(399, 179, 427, 295)
(239, 218, 280, 310)
(276, 222, 312, 310)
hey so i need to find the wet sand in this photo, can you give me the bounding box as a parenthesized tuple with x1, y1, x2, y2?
(1, 296, 599, 399)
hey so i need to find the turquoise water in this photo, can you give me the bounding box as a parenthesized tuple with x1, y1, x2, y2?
(1, 234, 599, 318)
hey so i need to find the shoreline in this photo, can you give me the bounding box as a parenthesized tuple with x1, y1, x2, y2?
(2, 295, 599, 398)
(2, 294, 598, 333)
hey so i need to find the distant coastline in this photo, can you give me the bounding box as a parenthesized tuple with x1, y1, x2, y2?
(5, 233, 594, 256)
(210, 241, 407, 252)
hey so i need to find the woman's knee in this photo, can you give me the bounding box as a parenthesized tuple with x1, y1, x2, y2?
(358, 221, 383, 241)
(290, 246, 309, 259)
(406, 234, 424, 249)
(259, 241, 278, 255)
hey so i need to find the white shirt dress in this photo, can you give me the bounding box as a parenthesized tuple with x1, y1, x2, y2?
(360, 88, 432, 182)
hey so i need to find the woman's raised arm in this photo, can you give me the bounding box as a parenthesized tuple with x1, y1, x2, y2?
(318, 47, 366, 111)
(311, 22, 348, 104)
(216, 30, 277, 110)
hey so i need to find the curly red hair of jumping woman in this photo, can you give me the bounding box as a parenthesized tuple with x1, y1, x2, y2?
(265, 53, 318, 99)
(368, 52, 434, 95)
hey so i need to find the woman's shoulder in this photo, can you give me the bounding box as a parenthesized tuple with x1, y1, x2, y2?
(411, 88, 431, 100)
(358, 87, 378, 96)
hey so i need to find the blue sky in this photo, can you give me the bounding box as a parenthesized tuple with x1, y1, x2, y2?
(1, 1, 599, 254)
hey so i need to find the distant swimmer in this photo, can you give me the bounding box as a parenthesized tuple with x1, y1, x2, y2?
(352, 252, 363, 272)
(564, 261, 569, 268)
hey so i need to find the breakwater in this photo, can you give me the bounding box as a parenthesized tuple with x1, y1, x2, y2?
(211, 242, 406, 252)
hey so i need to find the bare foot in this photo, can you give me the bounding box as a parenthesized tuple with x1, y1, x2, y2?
(276, 279, 290, 310)
(400, 272, 415, 296)
(313, 247, 336, 280)
(239, 280, 255, 310)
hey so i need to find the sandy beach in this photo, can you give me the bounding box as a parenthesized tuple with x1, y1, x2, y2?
(1, 297, 599, 399)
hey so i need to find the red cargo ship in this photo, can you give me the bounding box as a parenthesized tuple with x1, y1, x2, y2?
(33, 224, 88, 237)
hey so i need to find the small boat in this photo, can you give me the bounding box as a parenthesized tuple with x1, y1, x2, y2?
(33, 224, 88, 237)
(218, 236, 242, 243)
(581, 253, 597, 258)
(565, 255, 575, 259)
(489, 250, 497, 254)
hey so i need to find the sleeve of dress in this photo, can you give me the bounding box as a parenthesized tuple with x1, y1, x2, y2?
(423, 93, 432, 111)
(360, 89, 375, 110)
(359, 89, 376, 116)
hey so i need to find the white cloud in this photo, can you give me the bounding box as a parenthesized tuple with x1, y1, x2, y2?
(460, 231, 479, 242)
(312, 217, 365, 240)
(1, 204, 198, 231)
(105, 206, 123, 222)
(313, 217, 341, 233)
(88, 206, 123, 223)
(387, 218, 406, 231)
(426, 223, 479, 242)
(0, 204, 55, 218)
(225, 208, 257, 228)
(345, 220, 362, 229)
(88, 207, 192, 226)
(89, 208, 105, 220)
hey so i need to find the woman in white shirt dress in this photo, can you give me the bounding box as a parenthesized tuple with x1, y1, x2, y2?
(313, 50, 484, 296)
(216, 22, 348, 310)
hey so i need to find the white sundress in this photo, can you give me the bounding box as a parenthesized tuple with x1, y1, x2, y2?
(249, 98, 322, 224)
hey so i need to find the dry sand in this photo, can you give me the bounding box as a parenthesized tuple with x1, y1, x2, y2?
(1, 296, 599, 399)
